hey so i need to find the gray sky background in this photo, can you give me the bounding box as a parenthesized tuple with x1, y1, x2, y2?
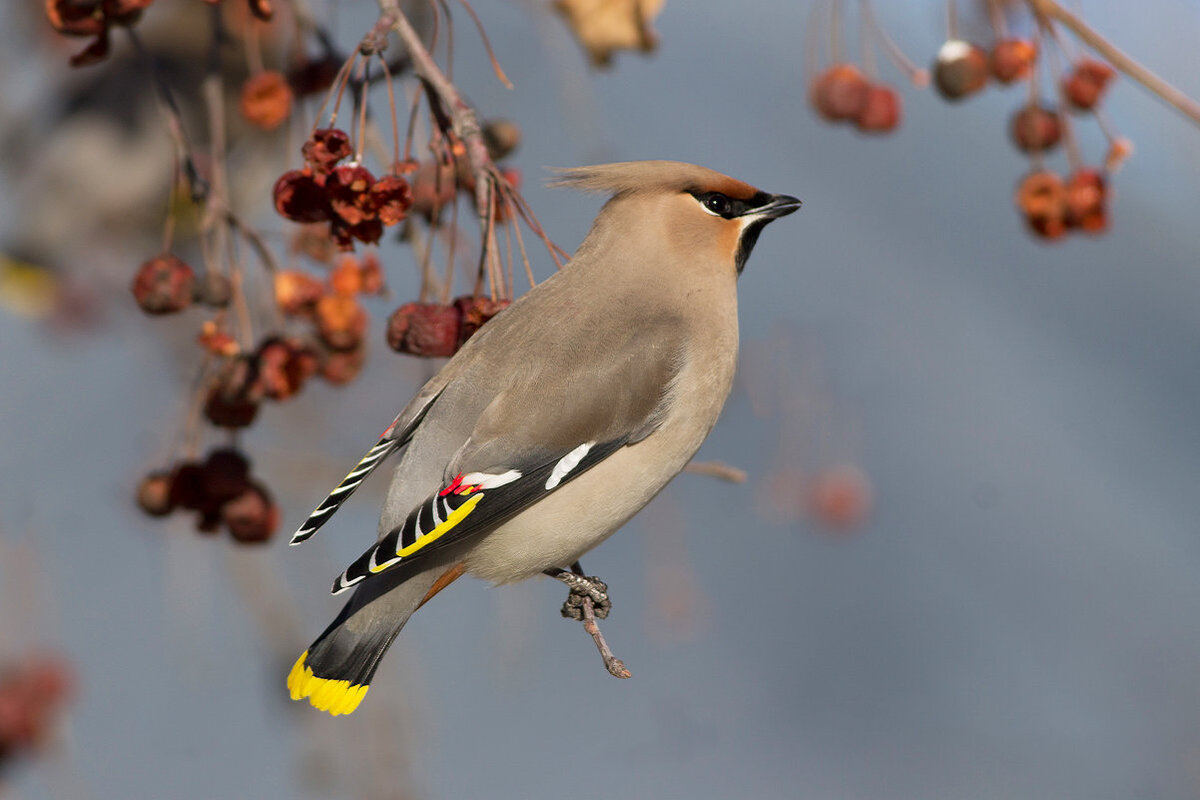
(4, 1, 1200, 798)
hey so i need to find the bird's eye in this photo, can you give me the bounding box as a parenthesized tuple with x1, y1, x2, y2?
(703, 193, 732, 217)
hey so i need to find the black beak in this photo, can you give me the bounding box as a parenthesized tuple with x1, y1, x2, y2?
(759, 193, 802, 220)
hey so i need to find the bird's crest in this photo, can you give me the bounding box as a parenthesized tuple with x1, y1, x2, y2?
(548, 160, 760, 201)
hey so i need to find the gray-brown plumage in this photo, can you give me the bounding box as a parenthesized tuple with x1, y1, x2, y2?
(287, 161, 800, 715)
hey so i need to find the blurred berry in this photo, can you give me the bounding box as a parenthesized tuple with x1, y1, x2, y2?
(806, 464, 873, 532)
(1064, 168, 1108, 233)
(810, 64, 869, 122)
(136, 471, 175, 517)
(1062, 58, 1115, 111)
(240, 71, 292, 131)
(933, 40, 989, 100)
(224, 481, 279, 544)
(256, 336, 317, 400)
(131, 255, 195, 315)
(201, 448, 251, 503)
(854, 84, 902, 134)
(315, 294, 367, 351)
(989, 38, 1037, 84)
(204, 356, 261, 428)
(274, 269, 324, 315)
(1010, 104, 1062, 153)
(1015, 170, 1069, 241)
(319, 344, 366, 385)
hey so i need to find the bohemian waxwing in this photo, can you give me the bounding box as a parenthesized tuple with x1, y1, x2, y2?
(287, 160, 801, 715)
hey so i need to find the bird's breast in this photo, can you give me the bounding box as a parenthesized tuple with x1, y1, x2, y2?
(463, 327, 739, 585)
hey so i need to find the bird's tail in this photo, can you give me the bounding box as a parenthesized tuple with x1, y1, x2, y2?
(287, 560, 463, 715)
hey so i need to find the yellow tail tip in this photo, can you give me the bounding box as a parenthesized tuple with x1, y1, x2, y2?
(287, 651, 369, 716)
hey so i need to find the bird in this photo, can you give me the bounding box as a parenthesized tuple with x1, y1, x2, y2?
(287, 160, 800, 715)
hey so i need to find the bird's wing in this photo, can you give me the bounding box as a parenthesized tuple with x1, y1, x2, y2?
(289, 381, 447, 545)
(328, 321, 686, 594)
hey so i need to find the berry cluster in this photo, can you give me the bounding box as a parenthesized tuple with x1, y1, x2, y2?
(0, 654, 74, 768)
(807, 3, 1135, 241)
(137, 447, 278, 544)
(274, 128, 414, 250)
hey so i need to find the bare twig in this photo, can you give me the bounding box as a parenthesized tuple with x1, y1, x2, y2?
(580, 595, 631, 680)
(684, 460, 749, 484)
(1024, 0, 1200, 127)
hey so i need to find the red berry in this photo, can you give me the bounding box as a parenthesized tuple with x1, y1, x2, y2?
(326, 164, 377, 226)
(274, 269, 324, 315)
(273, 169, 330, 223)
(1064, 168, 1108, 233)
(1062, 58, 1116, 111)
(200, 448, 251, 503)
(1010, 104, 1062, 153)
(453, 295, 511, 346)
(933, 40, 989, 100)
(854, 84, 902, 133)
(168, 462, 209, 512)
(810, 64, 869, 122)
(240, 71, 292, 131)
(203, 356, 261, 428)
(371, 174, 414, 226)
(318, 344, 366, 385)
(301, 128, 352, 174)
(315, 294, 367, 351)
(806, 464, 873, 532)
(223, 481, 278, 544)
(989, 38, 1037, 84)
(136, 471, 175, 517)
(131, 254, 195, 315)
(386, 302, 461, 358)
(1015, 170, 1069, 241)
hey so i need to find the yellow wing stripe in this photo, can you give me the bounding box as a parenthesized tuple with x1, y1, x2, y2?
(287, 651, 369, 716)
(397, 493, 484, 558)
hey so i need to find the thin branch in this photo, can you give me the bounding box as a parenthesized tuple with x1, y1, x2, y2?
(684, 460, 748, 484)
(1024, 0, 1200, 127)
(581, 594, 631, 680)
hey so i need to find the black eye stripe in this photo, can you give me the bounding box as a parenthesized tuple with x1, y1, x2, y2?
(689, 190, 774, 219)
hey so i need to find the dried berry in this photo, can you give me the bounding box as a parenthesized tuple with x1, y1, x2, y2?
(854, 84, 901, 134)
(274, 269, 324, 315)
(989, 38, 1037, 84)
(318, 344, 365, 385)
(315, 294, 367, 351)
(1064, 168, 1108, 233)
(302, 128, 353, 174)
(371, 174, 414, 226)
(136, 471, 175, 517)
(204, 356, 261, 428)
(273, 169, 330, 223)
(329, 256, 363, 296)
(240, 71, 293, 131)
(256, 336, 316, 400)
(45, 0, 106, 36)
(408, 161, 461, 222)
(1062, 58, 1116, 111)
(196, 321, 239, 357)
(168, 462, 208, 512)
(224, 482, 279, 544)
(1015, 170, 1068, 241)
(326, 164, 377, 226)
(386, 302, 461, 358)
(200, 448, 251, 503)
(453, 295, 510, 346)
(1010, 104, 1062, 153)
(331, 217, 384, 250)
(132, 254, 195, 315)
(933, 40, 989, 100)
(810, 63, 869, 122)
(358, 252, 385, 294)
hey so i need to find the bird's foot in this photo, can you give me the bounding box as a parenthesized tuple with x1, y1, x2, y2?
(547, 568, 611, 620)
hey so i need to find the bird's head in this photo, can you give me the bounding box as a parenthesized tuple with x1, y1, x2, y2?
(550, 160, 801, 275)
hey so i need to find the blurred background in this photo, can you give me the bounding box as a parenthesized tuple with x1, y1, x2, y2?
(3, 0, 1200, 797)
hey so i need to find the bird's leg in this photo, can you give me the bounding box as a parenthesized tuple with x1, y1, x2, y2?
(543, 562, 630, 679)
(545, 562, 611, 620)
